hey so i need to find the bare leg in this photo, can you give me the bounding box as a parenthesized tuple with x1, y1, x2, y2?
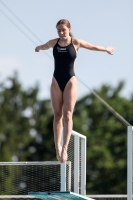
(61, 76, 78, 163)
(50, 77, 63, 161)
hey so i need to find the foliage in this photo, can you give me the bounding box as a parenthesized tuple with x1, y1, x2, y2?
(73, 81, 133, 194)
(0, 73, 55, 195)
(0, 74, 133, 194)
(0, 73, 55, 163)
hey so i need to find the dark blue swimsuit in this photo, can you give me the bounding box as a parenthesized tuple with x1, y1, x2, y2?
(53, 38, 77, 92)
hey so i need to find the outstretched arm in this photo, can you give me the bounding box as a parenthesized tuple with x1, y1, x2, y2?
(35, 40, 53, 52)
(78, 39, 115, 55)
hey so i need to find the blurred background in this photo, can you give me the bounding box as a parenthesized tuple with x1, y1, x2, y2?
(0, 0, 133, 195)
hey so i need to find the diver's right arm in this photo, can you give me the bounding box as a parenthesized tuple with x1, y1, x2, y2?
(35, 39, 57, 52)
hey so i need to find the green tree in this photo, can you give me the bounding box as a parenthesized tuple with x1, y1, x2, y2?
(0, 73, 55, 195)
(0, 74, 133, 194)
(0, 73, 55, 162)
(73, 81, 133, 194)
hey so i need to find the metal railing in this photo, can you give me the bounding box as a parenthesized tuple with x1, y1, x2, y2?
(62, 130, 86, 196)
(127, 126, 133, 200)
(0, 130, 86, 198)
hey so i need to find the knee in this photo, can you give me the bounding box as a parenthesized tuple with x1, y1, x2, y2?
(63, 111, 72, 122)
(54, 112, 62, 121)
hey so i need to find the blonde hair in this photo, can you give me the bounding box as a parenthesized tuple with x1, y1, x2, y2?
(56, 19, 73, 37)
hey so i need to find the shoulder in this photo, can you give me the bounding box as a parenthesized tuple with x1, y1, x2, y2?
(72, 38, 85, 49)
(48, 38, 59, 48)
(72, 38, 93, 49)
(72, 37, 80, 46)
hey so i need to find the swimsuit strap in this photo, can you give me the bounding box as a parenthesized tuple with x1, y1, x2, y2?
(56, 38, 60, 45)
(56, 37, 72, 46)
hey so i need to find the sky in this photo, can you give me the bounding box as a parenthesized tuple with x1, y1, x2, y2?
(0, 0, 133, 100)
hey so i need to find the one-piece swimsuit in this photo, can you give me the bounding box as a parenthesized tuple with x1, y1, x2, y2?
(53, 37, 77, 92)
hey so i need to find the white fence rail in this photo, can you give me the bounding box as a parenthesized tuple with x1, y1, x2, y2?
(0, 129, 87, 198)
(72, 130, 86, 196)
(127, 126, 133, 200)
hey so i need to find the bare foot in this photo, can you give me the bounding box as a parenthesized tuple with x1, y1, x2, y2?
(61, 146, 68, 163)
(56, 146, 62, 162)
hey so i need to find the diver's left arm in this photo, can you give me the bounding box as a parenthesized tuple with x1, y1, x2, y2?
(78, 39, 115, 55)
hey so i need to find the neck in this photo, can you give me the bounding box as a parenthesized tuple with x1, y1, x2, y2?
(60, 36, 71, 42)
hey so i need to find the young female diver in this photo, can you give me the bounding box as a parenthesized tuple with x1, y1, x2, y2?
(35, 19, 115, 163)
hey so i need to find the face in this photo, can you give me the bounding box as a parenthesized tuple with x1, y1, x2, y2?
(57, 24, 70, 39)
